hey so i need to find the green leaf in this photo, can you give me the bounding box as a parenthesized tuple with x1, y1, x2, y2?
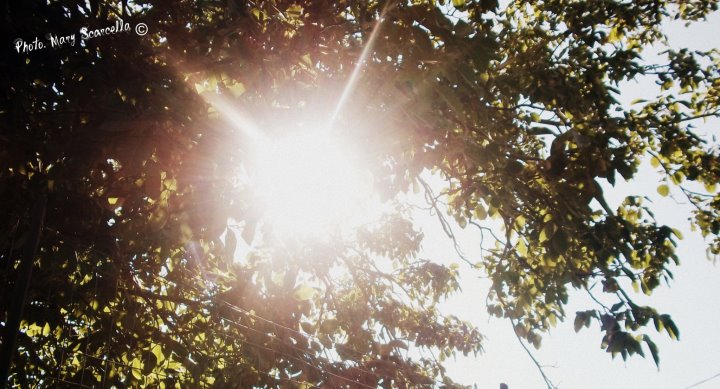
(643, 335, 660, 367)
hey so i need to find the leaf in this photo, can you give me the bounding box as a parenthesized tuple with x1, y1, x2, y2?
(539, 222, 557, 242)
(474, 205, 487, 220)
(657, 184, 669, 197)
(319, 319, 340, 334)
(517, 239, 528, 256)
(671, 228, 684, 240)
(452, 0, 466, 7)
(574, 312, 585, 333)
(301, 54, 313, 67)
(643, 335, 660, 367)
(228, 82, 246, 97)
(286, 4, 303, 18)
(42, 323, 51, 337)
(660, 315, 680, 340)
(241, 218, 257, 244)
(151, 343, 165, 364)
(224, 229, 237, 260)
(300, 322, 316, 334)
(293, 285, 316, 301)
(131, 358, 143, 380)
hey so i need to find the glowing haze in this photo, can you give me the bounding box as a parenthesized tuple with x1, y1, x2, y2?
(188, 10, 390, 240)
(252, 128, 378, 238)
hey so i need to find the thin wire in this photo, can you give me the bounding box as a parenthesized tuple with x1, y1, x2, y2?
(166, 266, 446, 386)
(40, 228, 449, 387)
(683, 371, 720, 389)
(161, 283, 379, 389)
(169, 312, 336, 388)
(49, 341, 318, 388)
(104, 248, 443, 386)
(45, 376, 94, 388)
(36, 259, 354, 388)
(177, 271, 453, 387)
(79, 269, 100, 387)
(100, 276, 120, 388)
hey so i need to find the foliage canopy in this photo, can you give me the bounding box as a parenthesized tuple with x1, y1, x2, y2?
(1, 0, 719, 387)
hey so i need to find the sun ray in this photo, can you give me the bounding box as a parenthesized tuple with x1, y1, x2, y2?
(329, 2, 394, 127)
(201, 92, 265, 144)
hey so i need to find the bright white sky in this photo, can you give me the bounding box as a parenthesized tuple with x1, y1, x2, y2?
(419, 11, 720, 389)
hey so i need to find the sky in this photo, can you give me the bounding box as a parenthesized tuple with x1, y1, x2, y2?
(414, 11, 720, 389)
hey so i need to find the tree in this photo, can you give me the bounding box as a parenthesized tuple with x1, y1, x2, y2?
(1, 0, 719, 387)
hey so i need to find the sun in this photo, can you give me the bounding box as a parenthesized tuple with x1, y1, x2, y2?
(252, 129, 378, 239)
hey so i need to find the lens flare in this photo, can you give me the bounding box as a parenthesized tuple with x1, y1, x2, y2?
(253, 130, 377, 238)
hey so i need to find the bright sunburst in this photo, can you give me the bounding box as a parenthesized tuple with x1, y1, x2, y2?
(193, 4, 392, 240)
(252, 129, 378, 238)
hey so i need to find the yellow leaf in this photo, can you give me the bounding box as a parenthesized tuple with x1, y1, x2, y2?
(474, 205, 487, 220)
(608, 26, 623, 43)
(287, 4, 303, 18)
(517, 239, 528, 256)
(228, 82, 246, 97)
(301, 54, 313, 67)
(131, 358, 143, 380)
(151, 343, 165, 364)
(167, 360, 183, 371)
(293, 285, 316, 301)
(539, 222, 556, 242)
(27, 323, 42, 337)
